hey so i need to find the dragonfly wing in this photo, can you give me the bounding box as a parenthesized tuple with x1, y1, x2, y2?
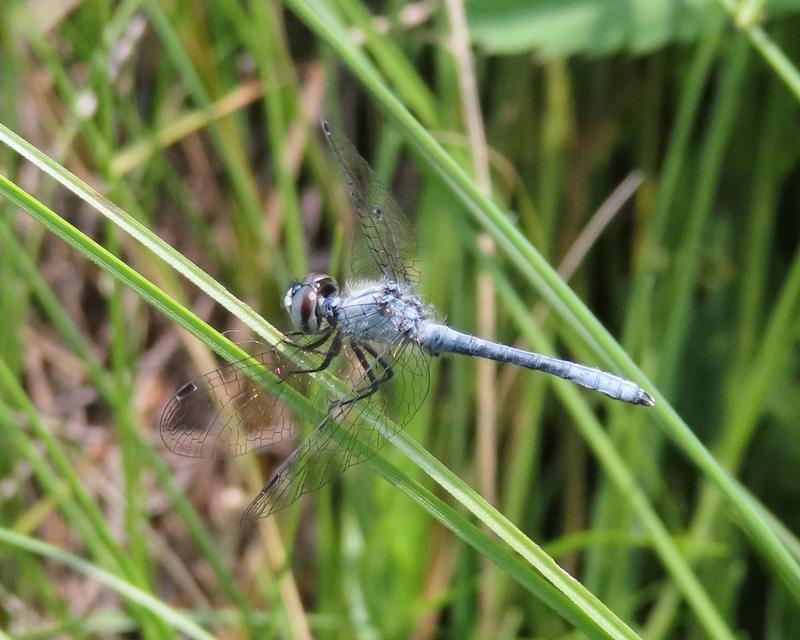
(322, 119, 419, 284)
(159, 344, 320, 459)
(240, 337, 431, 523)
(240, 404, 364, 525)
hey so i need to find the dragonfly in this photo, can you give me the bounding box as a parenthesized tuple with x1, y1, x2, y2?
(160, 120, 654, 526)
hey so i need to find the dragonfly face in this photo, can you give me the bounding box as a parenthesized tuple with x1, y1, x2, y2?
(283, 272, 339, 334)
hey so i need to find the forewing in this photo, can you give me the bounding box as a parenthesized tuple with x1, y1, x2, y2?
(322, 119, 419, 284)
(160, 344, 320, 459)
(240, 338, 431, 523)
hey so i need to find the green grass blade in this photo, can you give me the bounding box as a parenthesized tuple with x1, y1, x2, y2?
(717, 0, 800, 101)
(0, 527, 216, 640)
(486, 263, 735, 640)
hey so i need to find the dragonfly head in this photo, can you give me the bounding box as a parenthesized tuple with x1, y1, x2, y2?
(283, 273, 339, 334)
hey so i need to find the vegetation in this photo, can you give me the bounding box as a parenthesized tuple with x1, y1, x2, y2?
(1, 0, 799, 638)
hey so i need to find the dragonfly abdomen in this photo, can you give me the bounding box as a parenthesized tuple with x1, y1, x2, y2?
(419, 323, 654, 406)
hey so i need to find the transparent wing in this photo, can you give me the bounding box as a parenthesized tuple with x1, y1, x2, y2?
(159, 342, 324, 459)
(240, 337, 431, 524)
(322, 119, 419, 284)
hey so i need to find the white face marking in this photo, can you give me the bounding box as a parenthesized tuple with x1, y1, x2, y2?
(283, 284, 304, 330)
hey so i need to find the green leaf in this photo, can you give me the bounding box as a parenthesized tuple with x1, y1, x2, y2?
(465, 0, 800, 57)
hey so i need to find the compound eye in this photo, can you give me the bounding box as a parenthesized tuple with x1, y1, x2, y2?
(283, 283, 301, 311)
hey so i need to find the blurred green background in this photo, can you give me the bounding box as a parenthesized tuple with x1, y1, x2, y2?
(1, 0, 799, 638)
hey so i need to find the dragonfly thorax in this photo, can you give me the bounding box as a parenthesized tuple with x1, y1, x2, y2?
(284, 272, 339, 334)
(336, 279, 427, 345)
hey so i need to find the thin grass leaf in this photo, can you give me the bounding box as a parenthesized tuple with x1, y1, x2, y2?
(0, 527, 216, 640)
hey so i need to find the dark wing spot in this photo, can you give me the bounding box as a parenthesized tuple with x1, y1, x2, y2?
(175, 381, 198, 399)
(372, 205, 383, 220)
(265, 472, 281, 491)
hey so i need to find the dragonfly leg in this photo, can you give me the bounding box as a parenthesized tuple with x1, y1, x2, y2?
(286, 332, 342, 375)
(361, 343, 394, 383)
(279, 329, 335, 355)
(334, 343, 393, 408)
